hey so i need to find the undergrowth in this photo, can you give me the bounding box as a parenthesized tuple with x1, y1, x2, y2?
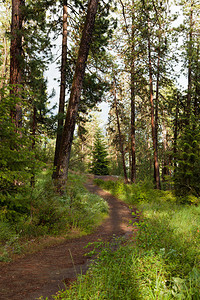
(0, 173, 108, 262)
(51, 179, 200, 300)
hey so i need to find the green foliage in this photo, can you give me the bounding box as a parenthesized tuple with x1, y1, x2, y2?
(0, 222, 16, 242)
(0, 91, 54, 224)
(108, 157, 124, 176)
(80, 73, 110, 113)
(94, 178, 176, 205)
(64, 0, 115, 124)
(91, 130, 109, 175)
(174, 125, 200, 198)
(95, 178, 200, 206)
(69, 136, 88, 173)
(0, 0, 55, 218)
(0, 90, 32, 193)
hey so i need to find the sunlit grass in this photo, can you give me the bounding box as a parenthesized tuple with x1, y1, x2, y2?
(52, 180, 200, 300)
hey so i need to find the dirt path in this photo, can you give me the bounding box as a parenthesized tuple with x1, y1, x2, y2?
(0, 179, 135, 300)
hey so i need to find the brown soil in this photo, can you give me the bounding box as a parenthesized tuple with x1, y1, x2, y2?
(0, 177, 136, 300)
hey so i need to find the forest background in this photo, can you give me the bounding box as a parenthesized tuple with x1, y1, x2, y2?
(0, 0, 199, 272)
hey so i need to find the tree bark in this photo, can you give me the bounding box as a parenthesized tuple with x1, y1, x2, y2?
(147, 17, 161, 190)
(53, 0, 68, 174)
(54, 0, 99, 190)
(113, 80, 128, 183)
(130, 0, 136, 183)
(10, 0, 24, 129)
(186, 3, 193, 126)
(173, 93, 179, 172)
(155, 28, 161, 184)
(162, 115, 168, 181)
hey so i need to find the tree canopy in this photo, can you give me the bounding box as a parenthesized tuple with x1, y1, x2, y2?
(0, 0, 199, 220)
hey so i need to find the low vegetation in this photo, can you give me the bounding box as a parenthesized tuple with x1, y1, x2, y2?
(51, 179, 200, 300)
(0, 174, 108, 262)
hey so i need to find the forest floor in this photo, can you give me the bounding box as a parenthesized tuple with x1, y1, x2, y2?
(0, 176, 137, 300)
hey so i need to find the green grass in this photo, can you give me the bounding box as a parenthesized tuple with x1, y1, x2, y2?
(0, 172, 108, 261)
(51, 180, 200, 300)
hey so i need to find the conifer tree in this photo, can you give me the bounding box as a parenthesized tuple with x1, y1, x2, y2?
(0, 0, 55, 193)
(54, 0, 99, 190)
(91, 129, 109, 175)
(53, 0, 68, 171)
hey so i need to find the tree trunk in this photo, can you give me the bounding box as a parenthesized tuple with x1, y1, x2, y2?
(113, 80, 128, 183)
(128, 147, 132, 179)
(130, 0, 136, 183)
(10, 0, 24, 129)
(155, 28, 161, 184)
(53, 0, 68, 175)
(186, 3, 193, 126)
(54, 0, 99, 191)
(147, 137, 152, 175)
(30, 104, 36, 221)
(193, 44, 199, 125)
(162, 116, 168, 181)
(147, 17, 161, 189)
(30, 105, 37, 188)
(173, 93, 179, 172)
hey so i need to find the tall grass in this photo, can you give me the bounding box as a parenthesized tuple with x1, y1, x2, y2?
(52, 180, 200, 299)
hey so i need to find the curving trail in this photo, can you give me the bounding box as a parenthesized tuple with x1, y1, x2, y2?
(0, 177, 135, 300)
